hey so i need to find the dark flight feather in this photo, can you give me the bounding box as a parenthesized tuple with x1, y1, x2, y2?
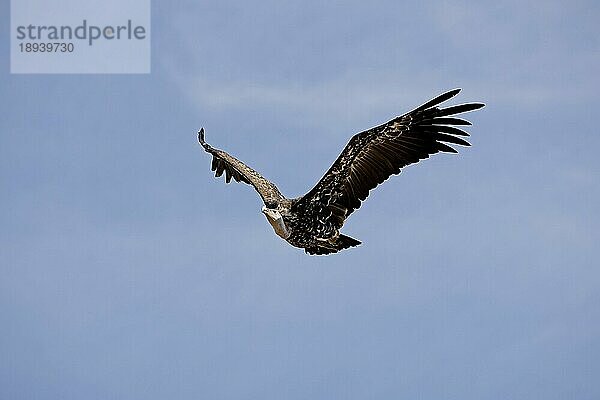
(198, 129, 283, 205)
(293, 88, 484, 229)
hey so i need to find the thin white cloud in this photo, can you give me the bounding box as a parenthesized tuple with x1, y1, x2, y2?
(158, 0, 597, 116)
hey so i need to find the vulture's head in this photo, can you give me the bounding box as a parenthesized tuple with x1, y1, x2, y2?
(261, 202, 290, 239)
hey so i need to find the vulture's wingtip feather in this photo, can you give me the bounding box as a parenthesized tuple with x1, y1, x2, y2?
(198, 128, 206, 144)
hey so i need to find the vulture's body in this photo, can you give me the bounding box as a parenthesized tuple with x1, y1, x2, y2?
(198, 89, 484, 255)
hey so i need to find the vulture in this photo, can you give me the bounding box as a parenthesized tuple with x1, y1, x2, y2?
(198, 88, 484, 255)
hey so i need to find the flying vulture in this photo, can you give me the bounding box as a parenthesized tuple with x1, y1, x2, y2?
(198, 88, 484, 255)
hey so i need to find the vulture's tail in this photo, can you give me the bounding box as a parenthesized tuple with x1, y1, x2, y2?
(305, 234, 362, 256)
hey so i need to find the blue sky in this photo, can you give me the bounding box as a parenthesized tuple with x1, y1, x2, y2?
(1, 0, 599, 399)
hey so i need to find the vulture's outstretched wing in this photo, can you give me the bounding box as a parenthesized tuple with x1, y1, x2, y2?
(293, 89, 484, 228)
(198, 129, 284, 206)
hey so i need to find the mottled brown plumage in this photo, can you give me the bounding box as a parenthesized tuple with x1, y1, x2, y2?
(198, 89, 484, 255)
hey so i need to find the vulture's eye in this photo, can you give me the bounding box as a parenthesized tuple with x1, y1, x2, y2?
(266, 202, 278, 209)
